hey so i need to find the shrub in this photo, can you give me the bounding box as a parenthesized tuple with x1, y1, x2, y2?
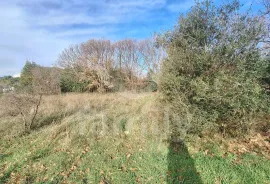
(2, 93, 42, 133)
(20, 61, 38, 92)
(60, 69, 89, 92)
(160, 0, 269, 137)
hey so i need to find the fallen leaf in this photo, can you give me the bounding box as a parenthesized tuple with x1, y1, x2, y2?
(127, 154, 131, 159)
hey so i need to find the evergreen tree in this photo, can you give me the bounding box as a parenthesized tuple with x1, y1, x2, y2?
(160, 0, 269, 136)
(20, 61, 38, 91)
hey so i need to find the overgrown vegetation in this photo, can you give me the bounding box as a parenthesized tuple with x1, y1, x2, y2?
(0, 93, 269, 183)
(1, 0, 270, 183)
(57, 38, 164, 92)
(160, 0, 270, 137)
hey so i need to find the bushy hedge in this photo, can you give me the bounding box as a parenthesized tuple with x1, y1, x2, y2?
(160, 0, 269, 136)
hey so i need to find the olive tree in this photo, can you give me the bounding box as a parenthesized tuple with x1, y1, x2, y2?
(160, 0, 269, 137)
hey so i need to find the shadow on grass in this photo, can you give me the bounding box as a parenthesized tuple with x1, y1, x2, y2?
(167, 139, 202, 184)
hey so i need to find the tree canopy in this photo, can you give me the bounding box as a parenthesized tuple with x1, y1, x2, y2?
(160, 0, 269, 136)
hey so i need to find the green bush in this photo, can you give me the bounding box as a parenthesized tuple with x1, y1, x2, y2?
(60, 69, 89, 93)
(160, 0, 269, 136)
(143, 80, 158, 92)
(20, 61, 38, 92)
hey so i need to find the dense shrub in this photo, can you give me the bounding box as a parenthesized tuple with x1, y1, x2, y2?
(20, 61, 38, 92)
(60, 69, 89, 92)
(160, 0, 269, 137)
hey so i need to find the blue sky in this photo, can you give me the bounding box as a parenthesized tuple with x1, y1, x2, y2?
(0, 0, 263, 77)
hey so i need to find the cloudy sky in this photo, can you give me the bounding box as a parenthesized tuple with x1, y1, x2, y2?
(0, 0, 262, 77)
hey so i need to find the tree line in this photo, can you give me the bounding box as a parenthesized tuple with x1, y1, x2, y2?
(58, 38, 166, 92)
(3, 0, 270, 136)
(18, 38, 165, 93)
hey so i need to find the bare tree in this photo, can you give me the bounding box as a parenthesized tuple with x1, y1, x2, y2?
(58, 44, 83, 78)
(32, 67, 61, 95)
(138, 37, 166, 75)
(114, 39, 144, 90)
(81, 39, 115, 70)
(57, 37, 164, 92)
(80, 39, 115, 92)
(3, 93, 42, 133)
(1, 66, 61, 133)
(58, 40, 115, 92)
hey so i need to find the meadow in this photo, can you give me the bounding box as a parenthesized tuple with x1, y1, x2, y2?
(0, 93, 269, 183)
(1, 0, 270, 183)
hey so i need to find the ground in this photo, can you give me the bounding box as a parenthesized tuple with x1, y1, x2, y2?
(0, 93, 269, 183)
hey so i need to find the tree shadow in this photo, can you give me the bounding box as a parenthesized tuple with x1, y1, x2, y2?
(167, 139, 202, 184)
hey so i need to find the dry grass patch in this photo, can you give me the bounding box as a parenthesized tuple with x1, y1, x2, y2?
(0, 92, 164, 140)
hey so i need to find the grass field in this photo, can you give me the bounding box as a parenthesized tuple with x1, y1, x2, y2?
(0, 93, 269, 183)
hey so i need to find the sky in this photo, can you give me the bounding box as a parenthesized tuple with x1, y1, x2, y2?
(0, 0, 263, 77)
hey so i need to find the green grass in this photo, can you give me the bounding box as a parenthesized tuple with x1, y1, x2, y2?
(0, 132, 269, 184)
(0, 93, 269, 183)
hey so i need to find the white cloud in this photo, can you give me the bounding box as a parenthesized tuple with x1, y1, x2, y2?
(167, 1, 195, 13)
(0, 1, 119, 76)
(0, 3, 71, 76)
(19, 0, 167, 26)
(13, 73, 21, 78)
(0, 0, 175, 76)
(55, 27, 116, 38)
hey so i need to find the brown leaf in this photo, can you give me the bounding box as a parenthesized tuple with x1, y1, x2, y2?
(129, 167, 137, 172)
(127, 153, 131, 159)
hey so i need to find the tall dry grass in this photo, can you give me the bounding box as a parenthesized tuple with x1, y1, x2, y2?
(0, 92, 168, 143)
